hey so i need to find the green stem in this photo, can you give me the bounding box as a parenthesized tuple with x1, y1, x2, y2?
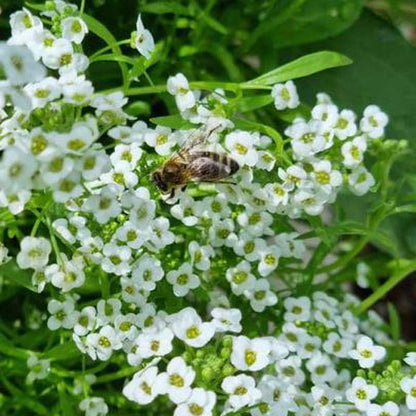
(80, 0, 86, 14)
(46, 216, 63, 265)
(355, 259, 416, 315)
(89, 39, 131, 60)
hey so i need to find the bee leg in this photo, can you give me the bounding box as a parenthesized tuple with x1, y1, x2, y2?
(181, 185, 187, 192)
(169, 188, 176, 199)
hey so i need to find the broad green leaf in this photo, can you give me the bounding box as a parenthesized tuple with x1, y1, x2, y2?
(150, 114, 194, 129)
(246, 0, 363, 51)
(43, 341, 81, 361)
(245, 51, 352, 86)
(236, 94, 273, 112)
(0, 260, 36, 292)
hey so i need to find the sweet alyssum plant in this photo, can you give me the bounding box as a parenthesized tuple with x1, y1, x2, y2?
(0, 2, 415, 416)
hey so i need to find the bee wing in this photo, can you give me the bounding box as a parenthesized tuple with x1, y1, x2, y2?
(188, 156, 232, 182)
(178, 124, 222, 157)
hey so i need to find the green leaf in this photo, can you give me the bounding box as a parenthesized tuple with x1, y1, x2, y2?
(82, 14, 129, 89)
(150, 114, 194, 129)
(90, 53, 135, 65)
(43, 341, 81, 361)
(0, 332, 30, 360)
(58, 382, 74, 416)
(0, 260, 36, 292)
(247, 0, 363, 51)
(387, 302, 401, 342)
(140, 2, 191, 15)
(245, 51, 353, 86)
(236, 94, 273, 112)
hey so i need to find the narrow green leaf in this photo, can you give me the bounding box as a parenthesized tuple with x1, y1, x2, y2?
(0, 332, 30, 360)
(387, 302, 401, 342)
(140, 2, 191, 15)
(82, 14, 129, 89)
(245, 51, 353, 86)
(150, 114, 194, 129)
(90, 53, 135, 65)
(58, 382, 74, 416)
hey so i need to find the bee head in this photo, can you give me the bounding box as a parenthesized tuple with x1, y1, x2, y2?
(151, 170, 169, 193)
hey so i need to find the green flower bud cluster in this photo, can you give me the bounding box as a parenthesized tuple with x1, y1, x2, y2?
(358, 360, 407, 403)
(184, 337, 235, 389)
(297, 320, 330, 340)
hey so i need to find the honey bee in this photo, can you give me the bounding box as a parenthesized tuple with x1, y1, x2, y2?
(151, 125, 239, 199)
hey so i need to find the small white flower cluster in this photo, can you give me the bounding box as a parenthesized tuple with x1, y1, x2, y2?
(2, 3, 411, 416)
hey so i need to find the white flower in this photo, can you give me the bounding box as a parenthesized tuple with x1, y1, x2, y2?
(16, 237, 51, 271)
(346, 377, 378, 411)
(210, 308, 242, 333)
(256, 150, 276, 171)
(322, 332, 353, 358)
(400, 376, 416, 410)
(209, 219, 238, 248)
(226, 260, 256, 295)
(334, 109, 357, 140)
(110, 143, 143, 169)
(349, 335, 386, 368)
(133, 14, 155, 59)
(96, 298, 122, 325)
(0, 146, 37, 193)
(74, 306, 97, 337)
(47, 298, 76, 330)
(348, 166, 375, 196)
(258, 245, 280, 277)
(173, 388, 216, 416)
(283, 296, 311, 322)
(275, 355, 305, 386)
(221, 374, 261, 410)
(233, 232, 266, 262)
(171, 196, 201, 226)
(86, 325, 122, 361)
(79, 397, 108, 416)
(360, 105, 388, 139)
(147, 217, 175, 251)
(53, 215, 90, 244)
(0, 43, 45, 85)
(237, 209, 273, 237)
(9, 8, 43, 46)
(225, 130, 259, 167)
(167, 262, 200, 297)
(123, 366, 161, 405)
(158, 357, 195, 404)
(171, 307, 215, 348)
(0, 190, 31, 215)
(47, 255, 85, 292)
(272, 81, 299, 110)
(367, 401, 399, 416)
(311, 160, 342, 192)
(245, 278, 277, 312)
(101, 243, 131, 276)
(404, 352, 416, 367)
(231, 336, 271, 371)
(100, 161, 138, 190)
(312, 103, 339, 128)
(83, 185, 121, 224)
(61, 17, 88, 44)
(201, 194, 231, 220)
(24, 76, 61, 108)
(167, 73, 196, 112)
(26, 356, 50, 383)
(188, 241, 214, 271)
(135, 327, 174, 358)
(132, 254, 164, 292)
(341, 135, 367, 168)
(306, 352, 337, 384)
